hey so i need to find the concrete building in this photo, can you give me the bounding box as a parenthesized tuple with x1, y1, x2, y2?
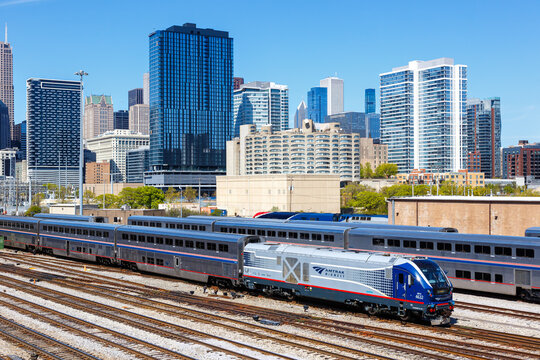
(129, 104, 149, 135)
(0, 148, 16, 177)
(293, 100, 306, 129)
(502, 140, 540, 179)
(380, 58, 467, 173)
(15, 160, 27, 182)
(396, 169, 485, 187)
(126, 146, 149, 183)
(113, 110, 129, 130)
(227, 119, 387, 182)
(233, 81, 289, 137)
(84, 95, 114, 140)
(27, 78, 81, 185)
(128, 88, 144, 108)
(83, 182, 143, 197)
(233, 77, 244, 90)
(85, 161, 111, 184)
(143, 73, 150, 105)
(320, 76, 344, 116)
(388, 196, 540, 236)
(217, 174, 340, 216)
(86, 130, 149, 183)
(0, 29, 14, 141)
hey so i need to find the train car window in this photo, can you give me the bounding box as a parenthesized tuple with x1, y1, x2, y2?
(156, 237, 164, 245)
(168, 224, 175, 229)
(142, 256, 146, 262)
(77, 229, 82, 235)
(300, 233, 309, 240)
(257, 230, 266, 236)
(516, 248, 534, 258)
(372, 238, 385, 246)
(196, 241, 205, 249)
(437, 242, 451, 251)
(25, 224, 30, 229)
(278, 231, 286, 238)
(218, 244, 229, 252)
(404, 240, 417, 248)
(77, 247, 82, 252)
(228, 228, 236, 234)
(138, 235, 145, 242)
(456, 270, 471, 279)
(130, 234, 136, 241)
(474, 272, 491, 281)
(207, 242, 216, 251)
(198, 226, 205, 231)
(495, 247, 512, 256)
(324, 234, 334, 242)
(71, 228, 76, 234)
(474, 245, 491, 254)
(495, 274, 503, 283)
(89, 248, 92, 254)
(156, 223, 162, 228)
(247, 229, 255, 235)
(420, 241, 434, 249)
(148, 236, 156, 243)
(90, 230, 95, 236)
(54, 226, 58, 232)
(103, 232, 109, 238)
(388, 239, 400, 247)
(289, 232, 298, 239)
(165, 223, 169, 229)
(238, 228, 246, 234)
(96, 231, 102, 237)
(175, 239, 183, 247)
(144, 222, 149, 226)
(220, 227, 228, 233)
(312, 234, 322, 241)
(156, 259, 164, 266)
(122, 234, 128, 240)
(83, 229, 89, 236)
(398, 273, 404, 283)
(149, 222, 155, 227)
(186, 240, 194, 248)
(148, 258, 155, 265)
(455, 244, 471, 253)
(165, 238, 173, 246)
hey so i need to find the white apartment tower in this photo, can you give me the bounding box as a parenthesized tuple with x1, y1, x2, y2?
(320, 76, 344, 116)
(129, 104, 149, 135)
(0, 25, 14, 140)
(380, 58, 467, 173)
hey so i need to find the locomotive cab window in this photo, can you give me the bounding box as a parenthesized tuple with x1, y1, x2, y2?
(398, 273, 404, 284)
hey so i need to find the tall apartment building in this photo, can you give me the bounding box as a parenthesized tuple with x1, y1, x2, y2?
(293, 100, 306, 129)
(86, 130, 149, 183)
(365, 88, 376, 114)
(0, 148, 16, 177)
(27, 78, 81, 185)
(0, 100, 9, 149)
(307, 87, 327, 124)
(84, 95, 114, 140)
(325, 112, 381, 139)
(148, 23, 233, 176)
(143, 73, 149, 105)
(126, 146, 150, 183)
(128, 88, 144, 108)
(320, 76, 344, 116)
(0, 30, 14, 141)
(85, 161, 110, 184)
(114, 110, 129, 130)
(233, 77, 244, 90)
(233, 81, 289, 137)
(227, 119, 387, 182)
(465, 98, 501, 178)
(129, 104, 149, 135)
(502, 140, 540, 179)
(380, 58, 467, 173)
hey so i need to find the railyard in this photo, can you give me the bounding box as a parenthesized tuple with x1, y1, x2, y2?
(0, 249, 538, 360)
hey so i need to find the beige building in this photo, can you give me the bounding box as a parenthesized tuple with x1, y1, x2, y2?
(227, 119, 387, 182)
(85, 161, 110, 184)
(396, 169, 485, 187)
(217, 174, 340, 217)
(129, 104, 149, 135)
(84, 95, 114, 140)
(83, 208, 165, 225)
(389, 196, 540, 236)
(86, 130, 149, 183)
(83, 182, 143, 197)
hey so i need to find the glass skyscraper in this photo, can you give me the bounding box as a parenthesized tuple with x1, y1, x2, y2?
(0, 100, 9, 149)
(307, 87, 327, 124)
(148, 23, 233, 172)
(128, 88, 144, 108)
(380, 58, 467, 173)
(114, 110, 129, 130)
(365, 88, 376, 114)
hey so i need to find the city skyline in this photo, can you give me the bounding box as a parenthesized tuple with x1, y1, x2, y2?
(0, 0, 539, 147)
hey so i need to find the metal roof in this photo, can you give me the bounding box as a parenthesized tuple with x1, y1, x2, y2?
(117, 225, 249, 243)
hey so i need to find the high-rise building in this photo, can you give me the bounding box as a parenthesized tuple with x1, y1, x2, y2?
(307, 87, 327, 124)
(293, 100, 307, 129)
(129, 104, 149, 135)
(114, 110, 129, 130)
(502, 140, 540, 179)
(13, 120, 25, 160)
(126, 146, 150, 183)
(466, 98, 501, 178)
(380, 58, 467, 173)
(233, 81, 289, 137)
(320, 76, 344, 116)
(0, 100, 9, 149)
(27, 78, 81, 185)
(143, 73, 149, 105)
(233, 77, 244, 90)
(325, 112, 380, 138)
(366, 113, 381, 141)
(85, 161, 111, 184)
(84, 95, 114, 140)
(0, 28, 14, 141)
(128, 88, 144, 108)
(148, 23, 233, 174)
(0, 148, 16, 177)
(365, 88, 376, 114)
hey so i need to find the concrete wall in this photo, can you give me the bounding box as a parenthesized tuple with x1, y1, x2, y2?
(217, 174, 340, 217)
(390, 196, 540, 236)
(84, 183, 143, 197)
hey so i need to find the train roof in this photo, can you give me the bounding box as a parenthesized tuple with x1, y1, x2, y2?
(117, 225, 254, 243)
(525, 227, 540, 237)
(34, 214, 95, 222)
(39, 219, 119, 231)
(213, 219, 348, 234)
(287, 220, 457, 232)
(348, 227, 539, 247)
(0, 215, 39, 223)
(188, 215, 285, 222)
(255, 212, 297, 219)
(129, 215, 217, 225)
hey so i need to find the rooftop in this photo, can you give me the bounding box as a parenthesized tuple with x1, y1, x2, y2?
(389, 196, 540, 203)
(160, 23, 229, 39)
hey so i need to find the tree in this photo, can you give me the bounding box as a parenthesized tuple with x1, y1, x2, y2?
(361, 162, 374, 179)
(137, 186, 165, 209)
(183, 187, 197, 202)
(164, 187, 180, 203)
(375, 163, 398, 179)
(32, 193, 45, 206)
(96, 194, 121, 209)
(118, 187, 140, 208)
(25, 205, 42, 217)
(351, 191, 386, 214)
(83, 190, 95, 205)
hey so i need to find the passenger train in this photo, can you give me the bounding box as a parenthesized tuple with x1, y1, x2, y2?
(128, 216, 540, 300)
(525, 227, 540, 238)
(0, 215, 453, 324)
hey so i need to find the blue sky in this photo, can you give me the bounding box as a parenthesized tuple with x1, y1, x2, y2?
(1, 0, 539, 146)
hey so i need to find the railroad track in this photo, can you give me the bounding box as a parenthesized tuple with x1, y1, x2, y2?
(455, 301, 540, 321)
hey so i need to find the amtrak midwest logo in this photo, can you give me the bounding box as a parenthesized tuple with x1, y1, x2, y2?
(313, 266, 345, 278)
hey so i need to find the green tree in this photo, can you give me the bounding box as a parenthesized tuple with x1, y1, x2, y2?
(137, 186, 165, 209)
(361, 162, 374, 179)
(96, 194, 121, 209)
(32, 193, 45, 206)
(164, 187, 180, 203)
(183, 187, 197, 202)
(351, 191, 386, 214)
(375, 163, 398, 179)
(118, 187, 140, 208)
(341, 182, 375, 207)
(83, 190, 95, 205)
(25, 205, 42, 217)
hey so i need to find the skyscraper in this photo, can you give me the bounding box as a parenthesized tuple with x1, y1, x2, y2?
(307, 87, 327, 124)
(27, 78, 81, 185)
(365, 88, 376, 114)
(466, 98, 501, 178)
(293, 100, 307, 129)
(128, 88, 144, 108)
(129, 104, 149, 135)
(84, 95, 114, 140)
(0, 100, 9, 149)
(380, 58, 467, 173)
(143, 73, 149, 105)
(320, 76, 343, 116)
(114, 110, 129, 130)
(13, 120, 26, 160)
(0, 27, 14, 141)
(148, 23, 233, 174)
(233, 81, 289, 136)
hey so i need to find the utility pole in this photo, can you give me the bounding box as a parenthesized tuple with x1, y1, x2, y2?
(75, 70, 88, 215)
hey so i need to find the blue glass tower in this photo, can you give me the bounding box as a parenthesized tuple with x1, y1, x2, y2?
(0, 100, 9, 150)
(307, 87, 327, 124)
(365, 88, 376, 114)
(148, 23, 233, 172)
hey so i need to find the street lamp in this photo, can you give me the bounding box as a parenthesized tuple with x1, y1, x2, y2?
(75, 70, 88, 215)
